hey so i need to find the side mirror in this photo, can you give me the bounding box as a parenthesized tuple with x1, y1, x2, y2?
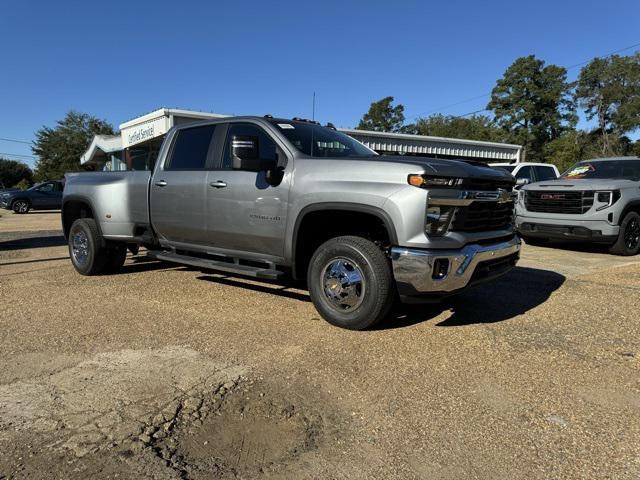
(231, 135, 278, 172)
(516, 177, 530, 186)
(232, 135, 262, 171)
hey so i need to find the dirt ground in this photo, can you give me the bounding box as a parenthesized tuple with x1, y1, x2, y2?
(0, 211, 639, 479)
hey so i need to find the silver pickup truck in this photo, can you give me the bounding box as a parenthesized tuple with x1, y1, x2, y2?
(517, 157, 640, 256)
(63, 116, 520, 329)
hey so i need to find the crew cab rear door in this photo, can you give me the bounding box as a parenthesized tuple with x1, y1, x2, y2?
(205, 122, 290, 259)
(149, 124, 217, 247)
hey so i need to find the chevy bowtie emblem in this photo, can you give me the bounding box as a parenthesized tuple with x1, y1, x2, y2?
(497, 189, 511, 203)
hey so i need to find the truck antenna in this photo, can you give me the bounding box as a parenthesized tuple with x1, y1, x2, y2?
(312, 92, 316, 121)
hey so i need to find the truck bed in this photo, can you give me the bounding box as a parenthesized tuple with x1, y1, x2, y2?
(64, 171, 151, 240)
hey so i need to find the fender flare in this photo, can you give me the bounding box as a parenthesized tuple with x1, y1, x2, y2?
(290, 202, 398, 279)
(61, 195, 102, 239)
(619, 199, 640, 224)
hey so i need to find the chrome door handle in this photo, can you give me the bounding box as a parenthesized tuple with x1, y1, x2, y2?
(155, 180, 168, 187)
(209, 181, 227, 188)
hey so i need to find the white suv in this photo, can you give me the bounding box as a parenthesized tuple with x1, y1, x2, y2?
(490, 162, 559, 188)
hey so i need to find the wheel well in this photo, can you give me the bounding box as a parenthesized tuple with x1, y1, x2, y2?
(62, 200, 95, 238)
(293, 209, 391, 280)
(11, 197, 30, 207)
(619, 202, 640, 224)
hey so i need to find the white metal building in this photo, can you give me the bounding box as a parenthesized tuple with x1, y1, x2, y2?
(81, 108, 522, 170)
(342, 129, 522, 163)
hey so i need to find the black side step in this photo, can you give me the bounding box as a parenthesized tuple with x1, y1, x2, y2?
(147, 251, 284, 280)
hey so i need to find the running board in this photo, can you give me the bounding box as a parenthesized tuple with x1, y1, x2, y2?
(147, 251, 284, 280)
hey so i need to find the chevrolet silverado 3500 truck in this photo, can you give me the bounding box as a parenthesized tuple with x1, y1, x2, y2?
(63, 116, 520, 329)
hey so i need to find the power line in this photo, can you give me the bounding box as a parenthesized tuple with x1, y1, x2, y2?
(453, 109, 488, 119)
(0, 152, 37, 159)
(0, 137, 33, 145)
(406, 40, 640, 121)
(407, 94, 490, 120)
(565, 41, 640, 70)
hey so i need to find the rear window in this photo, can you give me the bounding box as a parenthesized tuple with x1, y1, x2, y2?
(166, 125, 216, 170)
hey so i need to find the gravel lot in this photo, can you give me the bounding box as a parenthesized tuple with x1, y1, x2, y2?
(1, 211, 639, 479)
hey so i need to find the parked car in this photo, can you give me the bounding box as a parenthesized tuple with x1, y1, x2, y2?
(63, 116, 521, 329)
(516, 156, 640, 255)
(0, 180, 64, 213)
(0, 182, 18, 194)
(491, 162, 559, 188)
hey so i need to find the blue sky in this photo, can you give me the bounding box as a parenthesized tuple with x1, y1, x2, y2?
(1, 0, 639, 167)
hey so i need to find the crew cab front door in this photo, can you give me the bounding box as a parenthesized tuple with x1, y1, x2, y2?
(205, 122, 290, 260)
(150, 124, 217, 247)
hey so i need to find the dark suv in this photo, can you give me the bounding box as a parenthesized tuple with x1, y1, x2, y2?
(0, 180, 64, 214)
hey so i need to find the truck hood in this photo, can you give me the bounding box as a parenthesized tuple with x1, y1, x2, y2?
(364, 155, 516, 184)
(523, 178, 639, 191)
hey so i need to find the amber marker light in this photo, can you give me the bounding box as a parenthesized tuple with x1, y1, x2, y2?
(408, 175, 425, 187)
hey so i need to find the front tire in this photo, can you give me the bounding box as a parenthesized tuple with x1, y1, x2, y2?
(12, 200, 30, 214)
(68, 218, 108, 275)
(610, 211, 640, 256)
(307, 236, 394, 330)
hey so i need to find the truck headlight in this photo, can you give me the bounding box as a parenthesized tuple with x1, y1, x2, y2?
(595, 190, 620, 210)
(426, 205, 454, 236)
(409, 174, 463, 188)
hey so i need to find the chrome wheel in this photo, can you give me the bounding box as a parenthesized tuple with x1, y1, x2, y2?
(321, 258, 365, 311)
(71, 230, 90, 266)
(625, 218, 640, 250)
(13, 201, 28, 213)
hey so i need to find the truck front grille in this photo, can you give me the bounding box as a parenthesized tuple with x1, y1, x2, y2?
(525, 190, 594, 214)
(459, 179, 514, 191)
(449, 201, 515, 233)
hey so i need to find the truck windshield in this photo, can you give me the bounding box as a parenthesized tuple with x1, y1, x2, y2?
(561, 160, 640, 180)
(493, 165, 515, 173)
(270, 121, 377, 158)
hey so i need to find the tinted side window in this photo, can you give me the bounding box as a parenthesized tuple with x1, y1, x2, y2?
(534, 166, 557, 181)
(222, 124, 277, 169)
(515, 165, 534, 181)
(166, 125, 216, 170)
(37, 183, 55, 192)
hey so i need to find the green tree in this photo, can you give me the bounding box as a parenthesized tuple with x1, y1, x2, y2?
(357, 96, 407, 132)
(32, 111, 114, 181)
(575, 53, 640, 156)
(14, 178, 31, 190)
(413, 114, 506, 142)
(0, 158, 33, 188)
(488, 55, 576, 161)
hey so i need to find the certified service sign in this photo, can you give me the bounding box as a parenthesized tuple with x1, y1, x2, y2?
(122, 117, 168, 148)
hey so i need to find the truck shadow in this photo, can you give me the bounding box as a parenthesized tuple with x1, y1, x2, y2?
(192, 265, 564, 330)
(525, 240, 612, 255)
(0, 234, 66, 250)
(382, 266, 565, 329)
(196, 274, 311, 302)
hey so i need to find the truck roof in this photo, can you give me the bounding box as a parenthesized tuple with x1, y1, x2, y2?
(489, 162, 556, 167)
(578, 156, 640, 162)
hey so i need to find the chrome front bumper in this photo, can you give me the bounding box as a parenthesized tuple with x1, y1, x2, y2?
(390, 236, 521, 301)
